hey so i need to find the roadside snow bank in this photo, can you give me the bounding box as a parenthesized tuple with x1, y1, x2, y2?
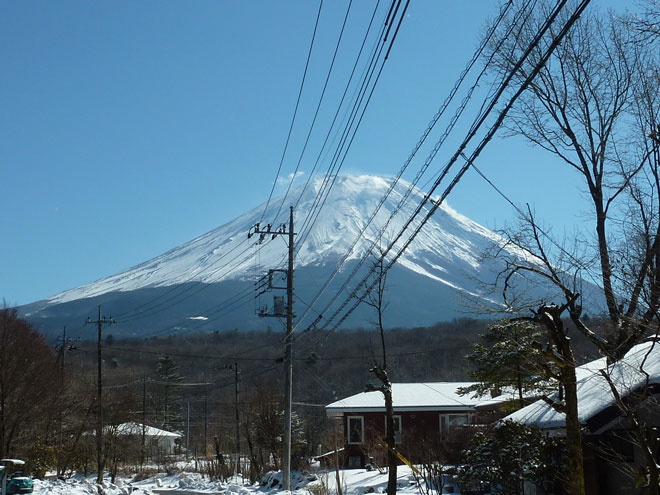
(31, 466, 447, 495)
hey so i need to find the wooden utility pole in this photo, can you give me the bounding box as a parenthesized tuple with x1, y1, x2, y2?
(59, 326, 67, 369)
(186, 401, 190, 453)
(141, 372, 147, 467)
(249, 206, 295, 490)
(86, 305, 115, 485)
(283, 206, 294, 491)
(234, 363, 240, 478)
(204, 370, 208, 458)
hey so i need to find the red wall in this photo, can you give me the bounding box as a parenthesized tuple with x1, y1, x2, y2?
(338, 409, 469, 468)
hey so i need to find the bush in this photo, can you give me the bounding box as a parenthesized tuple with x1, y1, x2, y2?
(24, 444, 57, 478)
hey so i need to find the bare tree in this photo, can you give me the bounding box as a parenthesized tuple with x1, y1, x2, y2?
(0, 308, 64, 457)
(485, 2, 660, 494)
(627, 0, 660, 44)
(362, 254, 397, 495)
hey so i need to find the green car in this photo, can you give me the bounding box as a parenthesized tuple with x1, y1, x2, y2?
(6, 477, 32, 495)
(0, 460, 32, 495)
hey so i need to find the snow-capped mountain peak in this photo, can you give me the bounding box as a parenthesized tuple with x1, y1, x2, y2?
(45, 175, 500, 306)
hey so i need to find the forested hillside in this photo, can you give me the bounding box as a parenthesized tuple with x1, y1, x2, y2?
(60, 317, 600, 463)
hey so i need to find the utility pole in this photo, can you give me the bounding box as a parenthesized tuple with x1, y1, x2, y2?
(141, 372, 147, 467)
(186, 401, 190, 454)
(57, 325, 68, 478)
(234, 363, 240, 479)
(86, 305, 115, 485)
(57, 326, 78, 372)
(204, 370, 208, 459)
(249, 206, 295, 490)
(283, 206, 294, 492)
(59, 326, 67, 370)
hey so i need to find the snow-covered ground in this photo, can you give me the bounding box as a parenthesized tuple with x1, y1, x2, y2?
(32, 466, 459, 495)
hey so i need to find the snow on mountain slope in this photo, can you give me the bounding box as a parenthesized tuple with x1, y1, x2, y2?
(43, 175, 511, 307)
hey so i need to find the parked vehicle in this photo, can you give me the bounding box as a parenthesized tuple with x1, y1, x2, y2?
(0, 460, 32, 495)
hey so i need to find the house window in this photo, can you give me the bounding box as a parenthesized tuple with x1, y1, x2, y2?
(384, 415, 402, 443)
(439, 413, 469, 433)
(347, 416, 364, 444)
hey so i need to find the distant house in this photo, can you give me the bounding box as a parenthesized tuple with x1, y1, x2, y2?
(325, 382, 510, 468)
(109, 422, 182, 459)
(506, 340, 660, 495)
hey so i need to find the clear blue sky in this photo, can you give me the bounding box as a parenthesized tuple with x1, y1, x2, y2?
(1, 1, 623, 306)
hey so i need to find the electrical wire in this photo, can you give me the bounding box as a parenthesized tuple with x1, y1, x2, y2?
(316, 0, 563, 331)
(291, 1, 383, 215)
(295, 1, 412, 255)
(292, 0, 519, 332)
(104, 345, 281, 362)
(290, 0, 402, 247)
(252, 0, 402, 329)
(260, 0, 325, 224)
(115, 236, 252, 321)
(319, 0, 591, 332)
(272, 0, 355, 223)
(292, 10, 392, 245)
(119, 241, 265, 323)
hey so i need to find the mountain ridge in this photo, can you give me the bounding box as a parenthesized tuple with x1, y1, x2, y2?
(19, 175, 569, 338)
(40, 175, 505, 305)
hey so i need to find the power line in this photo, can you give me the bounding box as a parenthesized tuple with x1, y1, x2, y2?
(293, 0, 519, 332)
(318, 0, 562, 331)
(292, 0, 403, 246)
(251, 0, 406, 344)
(115, 236, 253, 321)
(295, 1, 411, 254)
(260, 0, 325, 223)
(117, 0, 327, 328)
(291, 1, 384, 215)
(119, 242, 263, 324)
(272, 0, 355, 223)
(469, 160, 593, 280)
(104, 345, 280, 362)
(320, 0, 591, 332)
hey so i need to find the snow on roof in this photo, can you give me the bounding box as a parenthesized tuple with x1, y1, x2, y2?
(506, 340, 660, 430)
(114, 422, 182, 438)
(326, 382, 509, 413)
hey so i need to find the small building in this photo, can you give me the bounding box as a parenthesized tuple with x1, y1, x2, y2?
(111, 422, 182, 458)
(326, 382, 510, 468)
(506, 340, 660, 495)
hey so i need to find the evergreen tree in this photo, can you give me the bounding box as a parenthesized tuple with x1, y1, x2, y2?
(459, 320, 552, 408)
(460, 420, 565, 495)
(156, 355, 184, 430)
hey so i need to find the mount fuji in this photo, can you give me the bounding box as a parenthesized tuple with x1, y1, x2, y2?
(19, 175, 574, 339)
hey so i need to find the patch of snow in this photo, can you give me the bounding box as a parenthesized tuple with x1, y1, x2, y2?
(32, 465, 466, 495)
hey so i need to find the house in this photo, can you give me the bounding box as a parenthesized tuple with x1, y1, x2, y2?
(325, 382, 511, 468)
(506, 340, 660, 495)
(110, 422, 183, 459)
